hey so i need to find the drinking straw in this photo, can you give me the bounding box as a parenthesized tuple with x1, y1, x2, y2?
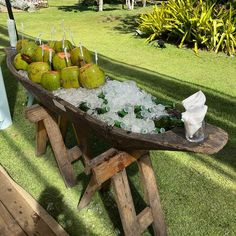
(42, 47, 44, 61)
(5, 0, 19, 40)
(79, 43, 85, 64)
(36, 33, 42, 45)
(61, 19, 65, 34)
(64, 47, 68, 67)
(49, 49, 53, 70)
(61, 19, 66, 49)
(62, 35, 65, 50)
(69, 29, 76, 46)
(51, 26, 56, 41)
(79, 43, 84, 57)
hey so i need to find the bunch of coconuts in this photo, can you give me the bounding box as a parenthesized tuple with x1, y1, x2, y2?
(13, 39, 105, 91)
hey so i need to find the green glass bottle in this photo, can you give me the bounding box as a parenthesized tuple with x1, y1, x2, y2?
(96, 106, 109, 114)
(118, 109, 128, 118)
(79, 102, 91, 112)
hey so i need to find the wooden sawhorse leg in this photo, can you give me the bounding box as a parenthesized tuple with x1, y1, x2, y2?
(25, 104, 81, 187)
(78, 149, 167, 236)
(137, 154, 166, 236)
(36, 120, 48, 156)
(112, 154, 166, 236)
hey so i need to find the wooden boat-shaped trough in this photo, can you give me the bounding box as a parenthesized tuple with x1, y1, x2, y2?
(5, 47, 230, 236)
(5, 47, 228, 155)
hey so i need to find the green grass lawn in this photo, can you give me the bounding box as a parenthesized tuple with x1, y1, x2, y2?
(0, 1, 236, 235)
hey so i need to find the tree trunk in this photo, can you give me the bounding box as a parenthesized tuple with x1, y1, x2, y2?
(98, 0, 103, 11)
(131, 0, 134, 10)
(127, 0, 131, 10)
(142, 0, 146, 7)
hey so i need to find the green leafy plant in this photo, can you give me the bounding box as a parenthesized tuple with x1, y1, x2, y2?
(137, 0, 236, 55)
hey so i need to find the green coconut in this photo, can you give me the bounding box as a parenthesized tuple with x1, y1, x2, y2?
(33, 44, 55, 62)
(21, 41, 38, 63)
(54, 40, 74, 53)
(61, 66, 80, 89)
(41, 71, 61, 91)
(70, 46, 92, 67)
(28, 62, 50, 83)
(48, 40, 56, 50)
(13, 53, 28, 70)
(79, 63, 105, 89)
(16, 39, 28, 53)
(53, 52, 72, 71)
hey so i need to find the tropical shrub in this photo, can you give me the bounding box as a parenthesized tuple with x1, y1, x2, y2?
(137, 0, 236, 55)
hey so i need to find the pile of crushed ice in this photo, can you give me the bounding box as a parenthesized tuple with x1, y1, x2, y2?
(54, 80, 169, 134)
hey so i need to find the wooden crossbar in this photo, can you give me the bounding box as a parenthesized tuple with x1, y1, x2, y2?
(92, 151, 138, 185)
(78, 149, 167, 236)
(137, 207, 153, 234)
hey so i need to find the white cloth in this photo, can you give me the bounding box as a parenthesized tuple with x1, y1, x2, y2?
(181, 91, 207, 138)
(0, 66, 12, 130)
(7, 19, 17, 47)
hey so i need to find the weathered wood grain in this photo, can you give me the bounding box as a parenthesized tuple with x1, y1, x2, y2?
(112, 169, 140, 236)
(137, 154, 167, 236)
(43, 116, 76, 187)
(0, 166, 68, 236)
(0, 200, 26, 236)
(58, 115, 68, 140)
(73, 122, 92, 170)
(92, 151, 138, 185)
(68, 146, 82, 163)
(36, 120, 48, 156)
(25, 104, 49, 122)
(77, 176, 100, 210)
(26, 105, 77, 187)
(137, 207, 153, 234)
(85, 148, 118, 174)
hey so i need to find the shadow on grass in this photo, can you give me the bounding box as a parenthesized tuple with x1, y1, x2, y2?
(113, 14, 139, 34)
(38, 186, 95, 235)
(0, 131, 94, 235)
(150, 151, 236, 235)
(188, 153, 236, 182)
(0, 25, 11, 48)
(57, 3, 121, 13)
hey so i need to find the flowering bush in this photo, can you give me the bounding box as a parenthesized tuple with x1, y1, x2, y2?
(0, 0, 48, 11)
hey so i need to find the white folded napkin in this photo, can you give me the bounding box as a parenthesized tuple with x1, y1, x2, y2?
(181, 91, 208, 138)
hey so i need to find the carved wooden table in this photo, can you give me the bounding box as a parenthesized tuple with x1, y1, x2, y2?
(6, 47, 228, 236)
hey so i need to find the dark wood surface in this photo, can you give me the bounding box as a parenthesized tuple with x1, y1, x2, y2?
(5, 47, 228, 154)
